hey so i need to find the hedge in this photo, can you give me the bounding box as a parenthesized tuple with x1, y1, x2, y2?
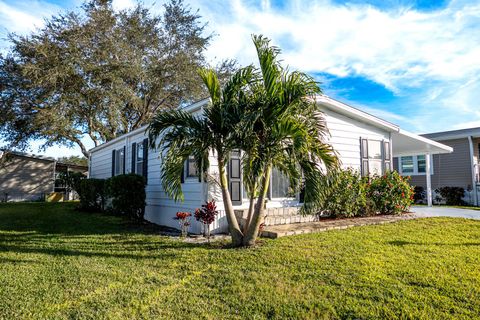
(78, 174, 146, 220)
(108, 174, 146, 220)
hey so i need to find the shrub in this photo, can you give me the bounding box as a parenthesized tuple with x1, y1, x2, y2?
(318, 168, 367, 218)
(58, 171, 86, 195)
(435, 187, 465, 206)
(174, 211, 192, 237)
(367, 171, 414, 215)
(108, 174, 146, 220)
(195, 200, 218, 241)
(413, 186, 425, 204)
(78, 179, 107, 211)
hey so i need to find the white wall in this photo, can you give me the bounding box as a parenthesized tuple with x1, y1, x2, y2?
(89, 126, 212, 234)
(323, 108, 390, 170)
(89, 105, 391, 234)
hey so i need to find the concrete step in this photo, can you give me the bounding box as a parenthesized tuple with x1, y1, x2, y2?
(264, 214, 317, 226)
(260, 214, 416, 239)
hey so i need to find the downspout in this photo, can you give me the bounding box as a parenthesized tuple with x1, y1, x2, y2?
(467, 136, 478, 206)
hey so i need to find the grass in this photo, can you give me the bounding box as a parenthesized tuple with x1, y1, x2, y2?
(0, 203, 479, 319)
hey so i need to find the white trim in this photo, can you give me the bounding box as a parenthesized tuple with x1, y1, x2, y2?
(316, 95, 399, 132)
(426, 152, 432, 207)
(395, 129, 453, 155)
(88, 98, 210, 154)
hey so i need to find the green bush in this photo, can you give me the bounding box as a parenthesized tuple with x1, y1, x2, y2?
(367, 171, 414, 215)
(108, 174, 146, 220)
(413, 186, 425, 204)
(78, 179, 107, 211)
(435, 186, 465, 205)
(318, 168, 367, 218)
(57, 171, 86, 195)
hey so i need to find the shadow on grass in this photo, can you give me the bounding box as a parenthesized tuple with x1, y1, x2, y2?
(388, 240, 480, 247)
(0, 202, 235, 259)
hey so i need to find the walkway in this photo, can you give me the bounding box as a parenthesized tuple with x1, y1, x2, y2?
(412, 205, 480, 220)
(261, 214, 416, 238)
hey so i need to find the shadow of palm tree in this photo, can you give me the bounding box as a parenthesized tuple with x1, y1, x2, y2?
(388, 240, 480, 247)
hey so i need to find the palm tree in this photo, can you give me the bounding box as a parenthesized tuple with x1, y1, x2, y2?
(149, 35, 337, 247)
(239, 36, 339, 246)
(148, 66, 255, 247)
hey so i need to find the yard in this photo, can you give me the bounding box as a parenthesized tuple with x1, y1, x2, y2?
(0, 203, 479, 319)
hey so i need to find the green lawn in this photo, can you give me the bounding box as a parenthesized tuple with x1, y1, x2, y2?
(0, 203, 479, 319)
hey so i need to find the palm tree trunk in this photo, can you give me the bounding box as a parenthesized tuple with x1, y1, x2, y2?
(243, 164, 272, 246)
(243, 195, 255, 234)
(218, 156, 244, 246)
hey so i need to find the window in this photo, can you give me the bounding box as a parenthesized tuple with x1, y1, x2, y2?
(399, 155, 432, 175)
(136, 143, 144, 175)
(417, 155, 426, 173)
(271, 167, 292, 198)
(186, 155, 198, 178)
(400, 156, 414, 174)
(368, 140, 383, 175)
(114, 148, 124, 176)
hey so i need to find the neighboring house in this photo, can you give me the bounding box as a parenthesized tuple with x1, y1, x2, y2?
(394, 127, 480, 205)
(88, 96, 452, 233)
(0, 151, 88, 202)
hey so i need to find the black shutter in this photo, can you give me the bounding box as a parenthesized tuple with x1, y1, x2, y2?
(122, 146, 126, 174)
(131, 142, 136, 174)
(111, 150, 116, 177)
(360, 138, 369, 177)
(142, 138, 148, 182)
(228, 150, 242, 205)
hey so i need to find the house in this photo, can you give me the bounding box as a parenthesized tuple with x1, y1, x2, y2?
(394, 127, 480, 206)
(88, 96, 452, 233)
(0, 151, 88, 202)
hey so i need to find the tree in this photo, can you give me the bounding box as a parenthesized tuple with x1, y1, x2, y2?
(57, 156, 88, 167)
(147, 66, 255, 247)
(0, 0, 212, 157)
(149, 35, 337, 247)
(239, 35, 338, 246)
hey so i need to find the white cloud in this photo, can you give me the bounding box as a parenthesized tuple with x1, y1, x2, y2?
(0, 1, 64, 34)
(193, 0, 480, 94)
(111, 0, 136, 11)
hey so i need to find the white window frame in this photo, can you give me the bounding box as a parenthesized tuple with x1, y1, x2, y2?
(135, 142, 144, 176)
(114, 148, 124, 176)
(360, 138, 392, 177)
(184, 155, 199, 183)
(269, 167, 295, 200)
(399, 155, 433, 176)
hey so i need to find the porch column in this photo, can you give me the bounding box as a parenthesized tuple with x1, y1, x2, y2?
(426, 153, 432, 207)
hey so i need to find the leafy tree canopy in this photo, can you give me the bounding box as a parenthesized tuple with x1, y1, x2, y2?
(57, 155, 88, 167)
(0, 0, 224, 157)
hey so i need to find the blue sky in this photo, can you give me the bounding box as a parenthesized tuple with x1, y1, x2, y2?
(1, 0, 480, 157)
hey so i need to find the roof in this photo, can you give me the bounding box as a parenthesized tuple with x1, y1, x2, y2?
(421, 127, 480, 141)
(88, 95, 452, 156)
(88, 98, 210, 154)
(316, 95, 399, 132)
(0, 150, 88, 170)
(315, 96, 452, 156)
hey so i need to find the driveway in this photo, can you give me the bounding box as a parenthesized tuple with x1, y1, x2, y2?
(412, 205, 480, 220)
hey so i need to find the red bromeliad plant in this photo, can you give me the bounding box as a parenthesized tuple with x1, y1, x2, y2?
(174, 211, 191, 237)
(194, 200, 218, 241)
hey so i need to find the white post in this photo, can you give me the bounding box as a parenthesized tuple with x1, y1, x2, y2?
(426, 153, 432, 207)
(467, 136, 478, 206)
